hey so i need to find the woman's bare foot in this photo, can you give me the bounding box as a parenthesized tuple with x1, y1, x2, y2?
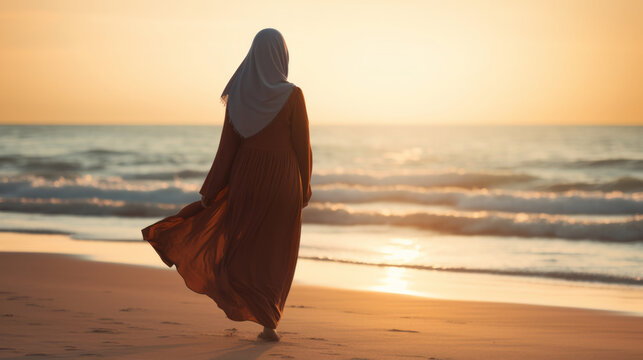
(257, 327, 280, 342)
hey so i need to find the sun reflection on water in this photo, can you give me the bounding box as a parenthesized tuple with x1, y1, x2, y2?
(381, 237, 421, 264)
(370, 237, 424, 295)
(371, 266, 412, 295)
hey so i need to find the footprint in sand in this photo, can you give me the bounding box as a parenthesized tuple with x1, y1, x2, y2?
(119, 307, 145, 312)
(160, 321, 182, 325)
(98, 318, 125, 325)
(387, 328, 419, 333)
(128, 326, 153, 331)
(25, 353, 50, 357)
(7, 295, 30, 301)
(307, 337, 327, 341)
(343, 310, 370, 315)
(268, 354, 294, 359)
(2, 313, 14, 317)
(87, 328, 120, 334)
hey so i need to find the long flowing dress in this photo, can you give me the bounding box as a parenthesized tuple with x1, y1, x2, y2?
(141, 86, 312, 329)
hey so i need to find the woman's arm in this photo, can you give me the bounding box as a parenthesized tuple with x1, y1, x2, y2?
(199, 108, 242, 206)
(291, 88, 313, 208)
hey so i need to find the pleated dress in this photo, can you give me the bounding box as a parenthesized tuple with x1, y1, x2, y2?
(142, 86, 312, 329)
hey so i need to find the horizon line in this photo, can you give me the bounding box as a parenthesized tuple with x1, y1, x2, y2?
(0, 122, 641, 127)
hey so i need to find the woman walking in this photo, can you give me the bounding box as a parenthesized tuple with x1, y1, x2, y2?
(142, 28, 312, 342)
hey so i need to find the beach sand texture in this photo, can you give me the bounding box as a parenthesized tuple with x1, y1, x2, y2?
(1, 250, 641, 359)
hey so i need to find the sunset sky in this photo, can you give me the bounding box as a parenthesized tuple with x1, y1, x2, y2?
(1, 0, 641, 125)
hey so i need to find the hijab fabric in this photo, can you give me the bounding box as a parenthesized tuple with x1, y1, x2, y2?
(221, 28, 296, 138)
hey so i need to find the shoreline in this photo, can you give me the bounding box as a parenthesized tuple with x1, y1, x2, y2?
(1, 250, 642, 359)
(1, 231, 642, 316)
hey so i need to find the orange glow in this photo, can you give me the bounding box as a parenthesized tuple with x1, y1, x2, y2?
(1, 0, 641, 125)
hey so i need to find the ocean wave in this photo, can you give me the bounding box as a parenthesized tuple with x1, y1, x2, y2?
(572, 158, 643, 170)
(299, 256, 642, 286)
(526, 158, 643, 170)
(3, 197, 640, 242)
(0, 228, 72, 236)
(0, 150, 194, 178)
(313, 171, 643, 193)
(302, 204, 643, 242)
(540, 176, 643, 193)
(0, 175, 198, 204)
(0, 197, 180, 217)
(312, 186, 643, 215)
(0, 155, 100, 174)
(78, 148, 136, 156)
(1, 174, 642, 226)
(122, 170, 206, 180)
(312, 171, 537, 189)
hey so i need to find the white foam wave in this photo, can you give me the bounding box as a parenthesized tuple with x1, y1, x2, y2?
(312, 186, 643, 214)
(303, 204, 643, 242)
(0, 174, 198, 204)
(0, 197, 179, 217)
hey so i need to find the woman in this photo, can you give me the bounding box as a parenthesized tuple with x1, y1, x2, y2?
(142, 28, 312, 342)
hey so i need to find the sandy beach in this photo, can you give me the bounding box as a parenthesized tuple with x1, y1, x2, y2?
(1, 250, 641, 359)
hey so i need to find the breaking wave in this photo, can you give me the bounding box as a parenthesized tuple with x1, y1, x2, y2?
(0, 174, 198, 204)
(539, 176, 643, 193)
(526, 157, 643, 171)
(312, 171, 643, 193)
(2, 197, 640, 242)
(303, 204, 643, 242)
(0, 197, 181, 218)
(571, 158, 643, 170)
(312, 186, 643, 214)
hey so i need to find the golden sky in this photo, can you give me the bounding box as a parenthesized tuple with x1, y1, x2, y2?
(1, 0, 641, 125)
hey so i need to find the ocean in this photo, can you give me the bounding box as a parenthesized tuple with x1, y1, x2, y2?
(1, 125, 642, 312)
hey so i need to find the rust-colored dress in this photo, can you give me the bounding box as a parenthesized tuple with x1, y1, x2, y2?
(142, 86, 312, 329)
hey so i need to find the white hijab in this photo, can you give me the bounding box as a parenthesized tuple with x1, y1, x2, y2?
(221, 28, 296, 138)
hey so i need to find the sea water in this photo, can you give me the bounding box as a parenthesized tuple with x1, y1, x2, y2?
(1, 125, 641, 312)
